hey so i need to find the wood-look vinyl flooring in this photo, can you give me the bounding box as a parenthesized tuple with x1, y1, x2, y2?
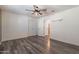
(0, 36, 79, 54)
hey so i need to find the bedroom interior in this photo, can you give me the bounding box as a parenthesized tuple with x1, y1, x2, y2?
(0, 5, 79, 54)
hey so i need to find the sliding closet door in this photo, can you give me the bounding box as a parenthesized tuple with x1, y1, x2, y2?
(28, 18, 38, 36)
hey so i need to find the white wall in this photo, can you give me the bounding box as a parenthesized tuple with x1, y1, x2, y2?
(37, 7, 79, 46)
(2, 11, 37, 41)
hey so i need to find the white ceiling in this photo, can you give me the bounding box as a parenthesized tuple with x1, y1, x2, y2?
(0, 5, 78, 17)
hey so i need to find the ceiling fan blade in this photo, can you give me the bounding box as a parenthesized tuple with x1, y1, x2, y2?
(39, 13, 42, 15)
(25, 9, 33, 11)
(40, 9, 47, 11)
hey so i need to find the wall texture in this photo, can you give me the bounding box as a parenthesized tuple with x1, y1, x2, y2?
(2, 11, 37, 41)
(37, 7, 79, 46)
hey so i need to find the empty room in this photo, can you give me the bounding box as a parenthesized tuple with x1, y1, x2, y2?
(0, 5, 79, 54)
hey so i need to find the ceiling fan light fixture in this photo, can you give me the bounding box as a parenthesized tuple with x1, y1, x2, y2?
(34, 12, 38, 16)
(25, 5, 55, 16)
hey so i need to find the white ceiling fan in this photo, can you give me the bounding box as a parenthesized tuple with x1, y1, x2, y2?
(25, 5, 54, 16)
